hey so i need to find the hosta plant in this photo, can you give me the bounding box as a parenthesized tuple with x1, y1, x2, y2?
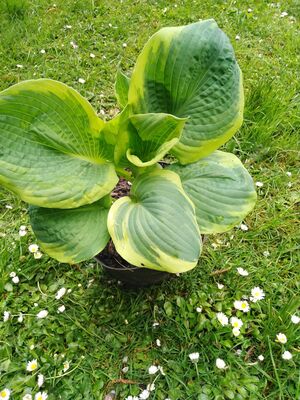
(0, 20, 256, 273)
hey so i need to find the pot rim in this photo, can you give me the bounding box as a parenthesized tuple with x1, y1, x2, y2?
(94, 253, 141, 272)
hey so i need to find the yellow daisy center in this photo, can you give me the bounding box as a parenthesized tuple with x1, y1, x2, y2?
(233, 322, 239, 327)
(31, 362, 37, 370)
(1, 392, 7, 398)
(241, 303, 246, 308)
(37, 396, 42, 400)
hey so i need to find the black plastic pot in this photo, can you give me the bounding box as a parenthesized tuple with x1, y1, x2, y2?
(94, 252, 172, 288)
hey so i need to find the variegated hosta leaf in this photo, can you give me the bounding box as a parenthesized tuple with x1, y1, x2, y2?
(168, 151, 257, 234)
(114, 112, 186, 168)
(107, 169, 201, 273)
(126, 113, 187, 167)
(115, 70, 130, 109)
(128, 20, 243, 164)
(0, 79, 118, 208)
(29, 197, 111, 263)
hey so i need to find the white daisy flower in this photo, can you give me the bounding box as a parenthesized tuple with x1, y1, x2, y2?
(90, 53, 96, 58)
(37, 374, 44, 387)
(12, 275, 19, 284)
(156, 339, 161, 347)
(65, 24, 72, 29)
(276, 333, 287, 344)
(258, 354, 264, 361)
(147, 383, 155, 392)
(23, 395, 33, 400)
(40, 49, 46, 54)
(57, 305, 65, 313)
(78, 78, 85, 84)
(240, 223, 248, 231)
(152, 322, 159, 327)
(237, 267, 249, 276)
(16, 64, 23, 68)
(19, 228, 27, 236)
(255, 181, 263, 187)
(263, 250, 270, 257)
(282, 351, 292, 360)
(148, 365, 158, 375)
(26, 359, 38, 372)
(216, 312, 229, 326)
(36, 310, 48, 319)
(250, 287, 265, 302)
(139, 390, 150, 399)
(286, 171, 292, 177)
(63, 361, 70, 372)
(291, 315, 300, 324)
(3, 311, 10, 322)
(280, 11, 288, 17)
(0, 388, 10, 400)
(158, 365, 165, 375)
(196, 306, 202, 313)
(217, 283, 224, 289)
(122, 43, 127, 48)
(216, 358, 226, 369)
(9, 272, 16, 278)
(189, 352, 199, 362)
(34, 251, 43, 259)
(55, 287, 66, 300)
(232, 327, 241, 337)
(18, 313, 24, 323)
(230, 317, 243, 329)
(234, 300, 250, 312)
(29, 344, 35, 350)
(29, 244, 39, 253)
(34, 392, 48, 400)
(122, 366, 129, 373)
(70, 41, 78, 49)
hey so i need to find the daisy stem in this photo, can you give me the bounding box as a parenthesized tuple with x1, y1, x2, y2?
(45, 361, 81, 381)
(152, 373, 160, 385)
(195, 363, 199, 378)
(267, 336, 284, 399)
(37, 281, 48, 296)
(19, 238, 22, 257)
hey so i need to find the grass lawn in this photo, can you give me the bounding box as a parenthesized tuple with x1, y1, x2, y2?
(0, 0, 299, 399)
